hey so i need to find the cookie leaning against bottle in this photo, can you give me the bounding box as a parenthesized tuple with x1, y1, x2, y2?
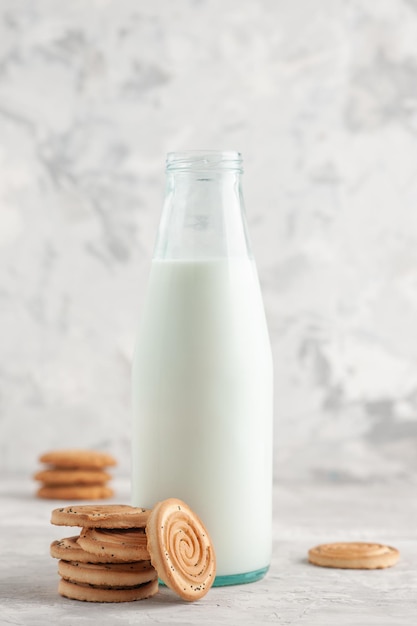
(146, 498, 216, 601)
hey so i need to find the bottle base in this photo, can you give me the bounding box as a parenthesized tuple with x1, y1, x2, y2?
(159, 565, 269, 589)
(213, 566, 269, 587)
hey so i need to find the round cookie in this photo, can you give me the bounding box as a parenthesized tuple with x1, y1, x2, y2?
(58, 559, 157, 587)
(35, 469, 112, 485)
(58, 577, 158, 603)
(308, 542, 400, 569)
(50, 536, 129, 564)
(40, 449, 116, 469)
(78, 527, 150, 561)
(51, 504, 150, 528)
(146, 498, 216, 601)
(38, 485, 114, 500)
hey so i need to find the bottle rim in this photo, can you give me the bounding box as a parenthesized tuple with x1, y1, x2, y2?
(166, 150, 243, 172)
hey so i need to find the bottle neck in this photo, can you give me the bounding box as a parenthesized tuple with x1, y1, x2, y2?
(153, 153, 252, 261)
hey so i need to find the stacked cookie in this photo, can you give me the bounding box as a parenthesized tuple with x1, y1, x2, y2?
(50, 504, 158, 602)
(50, 500, 217, 602)
(35, 449, 116, 500)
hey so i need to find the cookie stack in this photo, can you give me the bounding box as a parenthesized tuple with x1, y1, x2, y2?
(50, 504, 158, 602)
(50, 500, 217, 602)
(35, 449, 117, 500)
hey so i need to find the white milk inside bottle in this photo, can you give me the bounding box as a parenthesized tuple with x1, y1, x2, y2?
(132, 151, 273, 585)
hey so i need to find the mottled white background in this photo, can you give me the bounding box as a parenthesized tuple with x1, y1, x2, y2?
(1, 0, 417, 482)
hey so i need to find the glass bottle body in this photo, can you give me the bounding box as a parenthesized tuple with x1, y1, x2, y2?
(132, 152, 273, 585)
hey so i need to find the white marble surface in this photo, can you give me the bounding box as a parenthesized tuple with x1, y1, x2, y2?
(1, 476, 416, 625)
(1, 0, 417, 483)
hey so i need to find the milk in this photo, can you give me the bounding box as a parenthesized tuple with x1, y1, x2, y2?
(132, 257, 273, 578)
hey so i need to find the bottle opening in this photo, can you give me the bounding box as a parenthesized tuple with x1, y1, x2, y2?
(166, 150, 243, 172)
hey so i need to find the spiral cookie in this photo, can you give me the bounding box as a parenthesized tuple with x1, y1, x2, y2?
(146, 498, 216, 601)
(38, 485, 114, 500)
(58, 578, 158, 603)
(58, 559, 157, 588)
(51, 504, 150, 529)
(50, 536, 129, 564)
(78, 527, 150, 561)
(308, 542, 400, 569)
(40, 449, 116, 469)
(35, 469, 112, 485)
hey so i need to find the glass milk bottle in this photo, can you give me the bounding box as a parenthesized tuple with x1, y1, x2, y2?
(132, 151, 273, 585)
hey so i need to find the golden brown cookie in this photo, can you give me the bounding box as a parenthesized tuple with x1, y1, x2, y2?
(78, 527, 150, 562)
(37, 485, 114, 500)
(34, 469, 112, 485)
(308, 542, 400, 569)
(58, 559, 157, 588)
(146, 498, 216, 601)
(50, 536, 129, 564)
(39, 449, 117, 469)
(51, 504, 150, 528)
(58, 578, 158, 602)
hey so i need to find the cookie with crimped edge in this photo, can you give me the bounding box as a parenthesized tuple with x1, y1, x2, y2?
(58, 577, 158, 603)
(51, 536, 129, 564)
(308, 542, 400, 569)
(40, 449, 117, 469)
(78, 527, 150, 562)
(35, 468, 112, 485)
(38, 485, 114, 500)
(146, 497, 216, 601)
(58, 559, 157, 588)
(51, 504, 150, 528)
